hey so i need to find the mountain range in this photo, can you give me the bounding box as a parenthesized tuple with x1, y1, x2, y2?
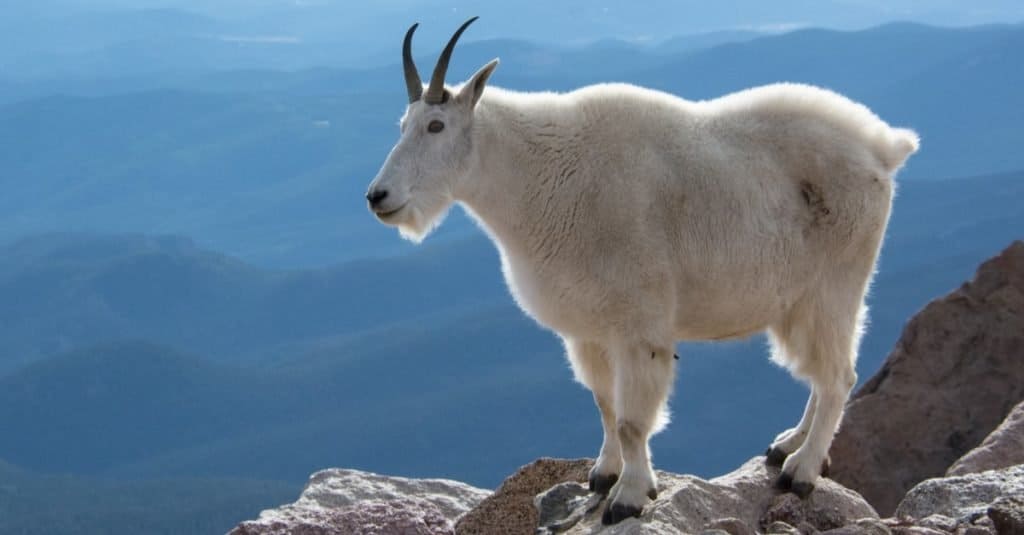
(2, 23, 1023, 268)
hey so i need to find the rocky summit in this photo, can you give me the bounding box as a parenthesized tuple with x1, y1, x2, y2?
(232, 241, 1024, 534)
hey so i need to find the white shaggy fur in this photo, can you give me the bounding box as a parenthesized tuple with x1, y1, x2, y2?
(367, 59, 918, 520)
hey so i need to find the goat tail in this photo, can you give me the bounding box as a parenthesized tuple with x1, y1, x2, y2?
(876, 126, 920, 172)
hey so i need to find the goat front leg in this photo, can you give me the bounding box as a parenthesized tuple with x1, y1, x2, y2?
(603, 343, 675, 525)
(564, 338, 622, 494)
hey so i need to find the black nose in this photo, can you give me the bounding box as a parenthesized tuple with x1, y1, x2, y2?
(366, 189, 388, 207)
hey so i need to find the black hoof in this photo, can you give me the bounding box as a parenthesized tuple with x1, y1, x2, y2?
(601, 502, 643, 525)
(765, 446, 788, 467)
(588, 472, 619, 496)
(791, 481, 815, 499)
(774, 472, 794, 491)
(647, 488, 658, 500)
(821, 457, 831, 478)
(774, 472, 815, 498)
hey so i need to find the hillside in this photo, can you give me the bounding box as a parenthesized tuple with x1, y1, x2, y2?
(0, 232, 504, 372)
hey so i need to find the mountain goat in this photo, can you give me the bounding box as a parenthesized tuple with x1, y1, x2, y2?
(365, 18, 919, 525)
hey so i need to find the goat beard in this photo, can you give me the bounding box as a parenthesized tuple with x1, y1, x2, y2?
(397, 196, 452, 243)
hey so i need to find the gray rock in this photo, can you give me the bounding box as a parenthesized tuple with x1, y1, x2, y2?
(760, 492, 843, 532)
(820, 518, 891, 535)
(949, 401, 1024, 477)
(536, 456, 878, 534)
(829, 241, 1024, 515)
(765, 521, 802, 534)
(890, 527, 948, 535)
(534, 481, 602, 533)
(917, 514, 958, 532)
(987, 495, 1024, 535)
(230, 468, 490, 535)
(896, 465, 1024, 522)
(704, 517, 757, 535)
(973, 515, 997, 529)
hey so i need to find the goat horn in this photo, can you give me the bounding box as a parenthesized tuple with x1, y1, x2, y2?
(403, 23, 423, 103)
(424, 16, 479, 104)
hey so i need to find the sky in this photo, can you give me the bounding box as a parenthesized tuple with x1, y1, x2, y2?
(17, 1, 1024, 38)
(2, 1, 1022, 77)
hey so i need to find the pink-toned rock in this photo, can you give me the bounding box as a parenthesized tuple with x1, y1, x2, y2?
(231, 498, 453, 535)
(829, 241, 1024, 515)
(947, 399, 1024, 476)
(454, 458, 592, 535)
(230, 468, 490, 535)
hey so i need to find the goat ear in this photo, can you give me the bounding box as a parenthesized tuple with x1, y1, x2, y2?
(457, 58, 499, 108)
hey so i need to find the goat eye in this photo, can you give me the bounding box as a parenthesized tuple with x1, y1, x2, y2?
(427, 120, 445, 133)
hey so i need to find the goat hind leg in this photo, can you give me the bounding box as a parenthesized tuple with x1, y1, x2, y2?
(766, 388, 817, 467)
(775, 306, 860, 497)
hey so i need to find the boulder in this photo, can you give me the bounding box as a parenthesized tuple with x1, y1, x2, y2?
(230, 468, 490, 535)
(895, 464, 1024, 523)
(948, 400, 1024, 477)
(829, 241, 1024, 515)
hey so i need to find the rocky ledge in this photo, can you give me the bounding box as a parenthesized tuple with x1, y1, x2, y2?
(232, 242, 1023, 534)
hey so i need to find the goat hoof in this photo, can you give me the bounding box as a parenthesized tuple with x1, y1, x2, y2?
(774, 472, 794, 491)
(647, 488, 658, 500)
(601, 501, 643, 525)
(791, 481, 815, 499)
(821, 457, 831, 478)
(588, 472, 619, 496)
(765, 446, 788, 467)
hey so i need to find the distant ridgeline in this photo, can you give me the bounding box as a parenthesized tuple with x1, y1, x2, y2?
(0, 23, 1022, 267)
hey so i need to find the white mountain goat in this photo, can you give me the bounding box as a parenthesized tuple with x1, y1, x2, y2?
(365, 18, 919, 525)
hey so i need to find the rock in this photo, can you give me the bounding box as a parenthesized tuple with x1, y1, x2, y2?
(511, 457, 877, 534)
(534, 482, 603, 534)
(972, 514, 997, 532)
(829, 241, 1024, 515)
(230, 499, 454, 535)
(889, 527, 947, 535)
(916, 514, 958, 532)
(761, 492, 845, 532)
(988, 495, 1024, 535)
(949, 401, 1024, 477)
(230, 468, 490, 535)
(895, 464, 1024, 522)
(764, 521, 801, 534)
(820, 518, 891, 535)
(454, 457, 592, 535)
(704, 517, 758, 535)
